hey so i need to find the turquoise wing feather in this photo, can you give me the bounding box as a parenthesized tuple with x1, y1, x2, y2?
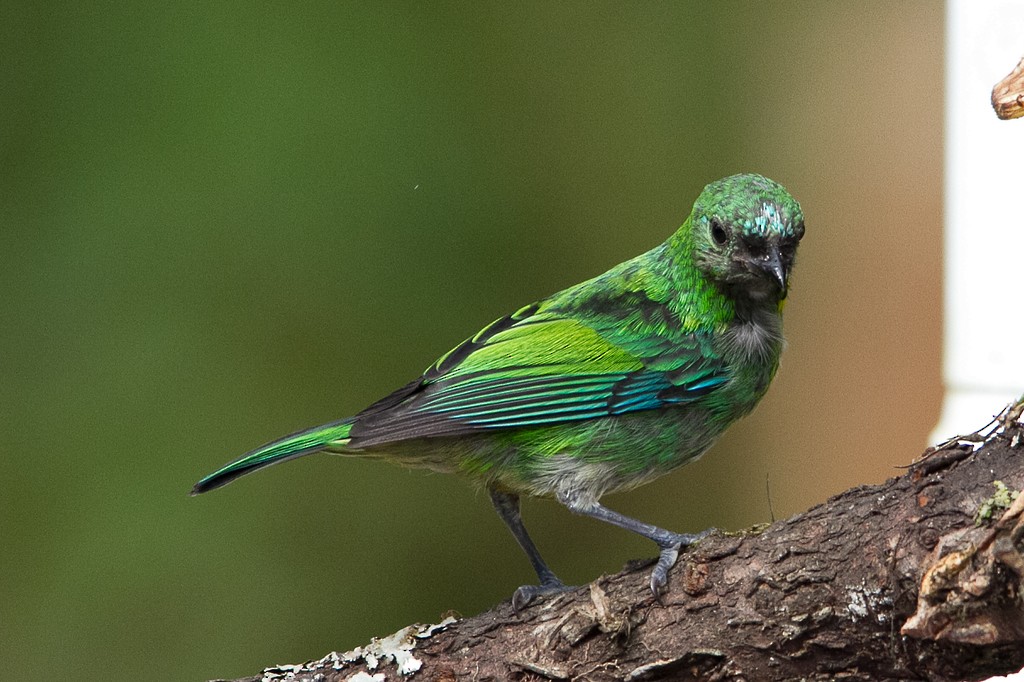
(347, 303, 727, 448)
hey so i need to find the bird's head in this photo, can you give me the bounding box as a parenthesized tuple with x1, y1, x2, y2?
(687, 174, 804, 303)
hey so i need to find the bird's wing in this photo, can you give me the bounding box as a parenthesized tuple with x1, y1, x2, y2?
(346, 304, 728, 447)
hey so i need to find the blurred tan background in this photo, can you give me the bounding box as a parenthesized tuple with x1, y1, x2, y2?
(0, 2, 943, 680)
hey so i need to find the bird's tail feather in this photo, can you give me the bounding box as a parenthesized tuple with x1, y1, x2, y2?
(191, 418, 354, 495)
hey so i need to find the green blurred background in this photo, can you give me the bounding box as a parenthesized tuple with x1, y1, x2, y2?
(0, 2, 943, 680)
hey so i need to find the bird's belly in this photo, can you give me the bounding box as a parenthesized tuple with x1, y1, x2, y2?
(428, 407, 726, 502)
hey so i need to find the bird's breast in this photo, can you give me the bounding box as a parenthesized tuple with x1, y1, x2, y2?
(721, 306, 783, 365)
(716, 306, 785, 409)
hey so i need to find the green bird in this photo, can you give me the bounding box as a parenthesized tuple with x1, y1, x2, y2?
(193, 173, 804, 609)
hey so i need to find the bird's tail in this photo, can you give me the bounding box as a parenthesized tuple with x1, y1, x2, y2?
(190, 418, 354, 495)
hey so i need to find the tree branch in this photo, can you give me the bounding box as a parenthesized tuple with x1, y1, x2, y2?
(217, 401, 1024, 682)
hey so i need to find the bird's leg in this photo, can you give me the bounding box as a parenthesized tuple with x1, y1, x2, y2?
(556, 490, 712, 597)
(488, 487, 573, 610)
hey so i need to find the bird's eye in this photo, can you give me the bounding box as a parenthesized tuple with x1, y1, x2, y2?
(710, 219, 727, 246)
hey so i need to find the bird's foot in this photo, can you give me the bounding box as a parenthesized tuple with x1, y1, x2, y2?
(649, 528, 714, 597)
(512, 578, 576, 612)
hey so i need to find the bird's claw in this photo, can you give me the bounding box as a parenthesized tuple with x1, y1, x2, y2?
(650, 544, 680, 596)
(512, 579, 575, 612)
(649, 529, 714, 598)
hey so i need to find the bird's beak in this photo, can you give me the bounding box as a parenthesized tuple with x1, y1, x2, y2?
(759, 244, 787, 296)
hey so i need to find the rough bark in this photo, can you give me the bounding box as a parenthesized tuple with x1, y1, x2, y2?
(992, 55, 1024, 120)
(218, 402, 1024, 682)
